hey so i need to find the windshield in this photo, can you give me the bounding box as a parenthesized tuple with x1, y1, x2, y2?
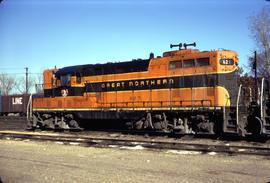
(60, 74, 71, 86)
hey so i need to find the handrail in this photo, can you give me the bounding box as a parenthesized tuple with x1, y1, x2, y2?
(98, 99, 213, 109)
(26, 94, 32, 121)
(236, 84, 242, 127)
(261, 78, 265, 119)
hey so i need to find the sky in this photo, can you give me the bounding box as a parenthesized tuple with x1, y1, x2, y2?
(0, 0, 269, 77)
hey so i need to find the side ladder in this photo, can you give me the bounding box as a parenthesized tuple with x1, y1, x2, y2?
(223, 85, 247, 136)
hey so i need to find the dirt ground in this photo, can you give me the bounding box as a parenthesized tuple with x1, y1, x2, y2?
(0, 139, 269, 183)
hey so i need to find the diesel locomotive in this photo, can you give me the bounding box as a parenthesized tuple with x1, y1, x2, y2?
(27, 43, 270, 136)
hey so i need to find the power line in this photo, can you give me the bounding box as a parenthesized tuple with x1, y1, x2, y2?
(0, 72, 42, 75)
(29, 73, 43, 75)
(0, 67, 25, 70)
(0, 73, 25, 75)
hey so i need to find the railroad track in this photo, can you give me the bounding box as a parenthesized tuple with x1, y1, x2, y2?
(0, 116, 26, 120)
(0, 118, 28, 131)
(0, 131, 269, 156)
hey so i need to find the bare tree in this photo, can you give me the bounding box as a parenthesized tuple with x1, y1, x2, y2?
(14, 75, 35, 94)
(34, 74, 44, 94)
(249, 7, 270, 80)
(0, 73, 16, 95)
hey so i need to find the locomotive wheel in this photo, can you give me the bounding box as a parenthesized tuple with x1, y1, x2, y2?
(246, 117, 263, 136)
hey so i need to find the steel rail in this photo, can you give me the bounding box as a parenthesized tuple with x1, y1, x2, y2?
(0, 116, 26, 120)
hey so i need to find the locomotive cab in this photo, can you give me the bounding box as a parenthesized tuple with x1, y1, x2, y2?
(43, 68, 58, 97)
(164, 48, 239, 107)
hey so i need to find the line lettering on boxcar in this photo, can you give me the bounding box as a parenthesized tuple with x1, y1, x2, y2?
(12, 97, 23, 105)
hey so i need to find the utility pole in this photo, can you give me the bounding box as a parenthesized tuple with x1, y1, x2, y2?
(25, 67, 28, 94)
(253, 51, 258, 103)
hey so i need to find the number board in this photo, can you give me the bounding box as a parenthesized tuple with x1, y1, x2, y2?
(220, 59, 234, 65)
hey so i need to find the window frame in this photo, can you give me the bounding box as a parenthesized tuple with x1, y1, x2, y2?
(76, 72, 81, 84)
(60, 74, 71, 86)
(196, 57, 210, 67)
(169, 60, 182, 70)
(183, 59, 195, 68)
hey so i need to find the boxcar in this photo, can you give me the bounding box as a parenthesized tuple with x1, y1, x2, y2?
(0, 94, 30, 116)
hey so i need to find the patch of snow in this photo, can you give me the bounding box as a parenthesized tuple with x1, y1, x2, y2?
(76, 138, 85, 141)
(69, 142, 80, 145)
(131, 142, 145, 145)
(166, 150, 202, 155)
(92, 140, 103, 143)
(120, 145, 145, 150)
(208, 152, 217, 155)
(108, 145, 119, 148)
(238, 149, 246, 152)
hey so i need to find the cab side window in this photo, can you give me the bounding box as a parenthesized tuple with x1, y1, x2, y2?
(197, 58, 210, 66)
(169, 60, 182, 69)
(183, 59, 195, 68)
(60, 74, 71, 86)
(76, 72, 81, 84)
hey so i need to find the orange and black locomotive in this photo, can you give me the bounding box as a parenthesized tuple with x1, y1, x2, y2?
(28, 43, 270, 136)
